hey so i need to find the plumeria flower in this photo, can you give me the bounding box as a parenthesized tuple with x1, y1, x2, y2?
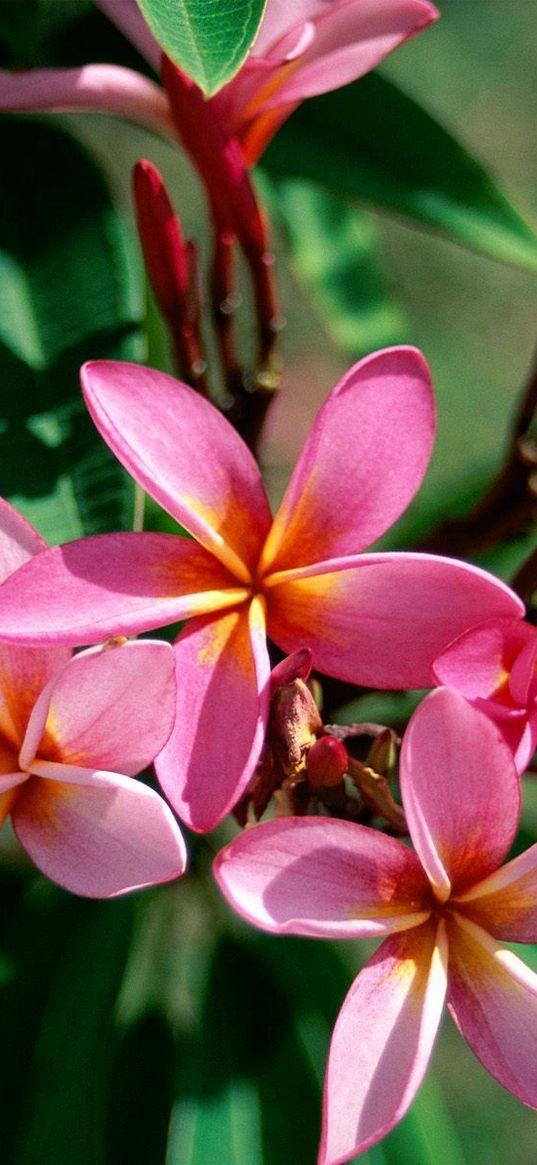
(215, 687, 537, 1164)
(211, 0, 439, 164)
(0, 0, 438, 164)
(433, 614, 537, 773)
(0, 498, 186, 897)
(0, 349, 523, 833)
(0, 1, 438, 366)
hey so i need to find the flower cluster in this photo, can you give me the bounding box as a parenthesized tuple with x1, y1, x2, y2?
(0, 498, 186, 897)
(0, 3, 536, 1162)
(215, 688, 537, 1163)
(0, 343, 535, 1157)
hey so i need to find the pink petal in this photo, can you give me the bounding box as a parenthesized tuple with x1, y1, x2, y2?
(494, 713, 536, 775)
(92, 0, 163, 71)
(214, 817, 431, 938)
(260, 0, 439, 107)
(0, 533, 248, 644)
(433, 619, 537, 772)
(156, 598, 270, 832)
(265, 553, 523, 688)
(0, 497, 46, 582)
(447, 913, 537, 1108)
(260, 348, 435, 575)
(221, 0, 436, 162)
(0, 643, 71, 752)
(454, 843, 537, 943)
(320, 918, 447, 1164)
(81, 361, 272, 580)
(509, 629, 537, 704)
(432, 617, 533, 705)
(20, 640, 176, 776)
(251, 1, 327, 57)
(269, 647, 313, 691)
(13, 769, 187, 897)
(0, 65, 174, 138)
(401, 689, 520, 903)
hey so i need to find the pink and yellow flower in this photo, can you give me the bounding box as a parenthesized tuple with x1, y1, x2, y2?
(0, 349, 522, 832)
(0, 0, 438, 164)
(0, 498, 186, 897)
(215, 687, 537, 1164)
(433, 615, 537, 772)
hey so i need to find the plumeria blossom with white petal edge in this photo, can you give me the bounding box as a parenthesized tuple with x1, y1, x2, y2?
(214, 687, 537, 1164)
(433, 615, 537, 773)
(0, 348, 523, 833)
(0, 0, 438, 165)
(0, 498, 186, 897)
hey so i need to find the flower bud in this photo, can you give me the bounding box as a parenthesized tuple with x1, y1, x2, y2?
(307, 736, 348, 789)
(366, 728, 398, 775)
(272, 678, 323, 773)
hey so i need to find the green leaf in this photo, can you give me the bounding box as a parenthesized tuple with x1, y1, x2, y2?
(166, 933, 341, 1165)
(0, 0, 89, 67)
(135, 0, 266, 96)
(263, 72, 537, 273)
(382, 1074, 466, 1165)
(108, 1011, 176, 1165)
(273, 178, 408, 358)
(0, 116, 141, 542)
(16, 897, 133, 1165)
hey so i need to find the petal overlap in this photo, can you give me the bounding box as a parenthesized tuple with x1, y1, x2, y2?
(21, 640, 176, 776)
(454, 844, 537, 943)
(0, 533, 247, 644)
(265, 554, 523, 688)
(401, 689, 520, 901)
(156, 598, 270, 832)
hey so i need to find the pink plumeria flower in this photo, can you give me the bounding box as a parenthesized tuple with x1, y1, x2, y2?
(0, 349, 523, 833)
(0, 0, 438, 164)
(433, 614, 537, 773)
(0, 498, 186, 897)
(212, 0, 439, 164)
(215, 687, 537, 1164)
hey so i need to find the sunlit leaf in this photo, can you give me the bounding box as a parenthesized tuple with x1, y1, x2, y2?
(264, 73, 537, 273)
(135, 0, 266, 95)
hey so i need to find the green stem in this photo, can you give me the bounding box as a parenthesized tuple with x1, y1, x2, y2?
(133, 483, 146, 533)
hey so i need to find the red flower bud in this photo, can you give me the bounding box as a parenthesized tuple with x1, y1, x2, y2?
(307, 736, 348, 789)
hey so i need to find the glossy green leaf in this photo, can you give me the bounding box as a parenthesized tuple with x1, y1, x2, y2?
(263, 72, 537, 273)
(274, 179, 408, 358)
(0, 116, 141, 542)
(135, 0, 266, 95)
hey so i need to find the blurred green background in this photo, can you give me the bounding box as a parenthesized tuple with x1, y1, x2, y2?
(1, 2, 537, 1163)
